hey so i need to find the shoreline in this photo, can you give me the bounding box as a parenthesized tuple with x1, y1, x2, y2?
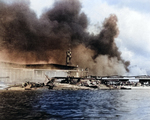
(1, 81, 150, 91)
(0, 83, 109, 91)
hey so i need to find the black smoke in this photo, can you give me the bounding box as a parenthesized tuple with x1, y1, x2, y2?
(0, 0, 130, 75)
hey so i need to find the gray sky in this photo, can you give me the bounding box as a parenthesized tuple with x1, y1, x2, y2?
(28, 0, 150, 75)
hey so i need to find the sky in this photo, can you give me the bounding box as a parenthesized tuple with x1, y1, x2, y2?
(1, 0, 150, 76)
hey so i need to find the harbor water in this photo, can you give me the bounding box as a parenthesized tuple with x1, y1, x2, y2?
(0, 89, 150, 120)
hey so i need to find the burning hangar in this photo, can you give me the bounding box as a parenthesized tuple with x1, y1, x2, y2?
(0, 62, 88, 84)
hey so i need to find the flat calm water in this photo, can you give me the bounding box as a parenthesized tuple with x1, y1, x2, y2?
(0, 89, 150, 120)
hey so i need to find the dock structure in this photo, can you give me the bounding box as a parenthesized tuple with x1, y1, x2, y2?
(0, 62, 88, 84)
(93, 75, 150, 85)
(84, 75, 150, 86)
(0, 62, 150, 86)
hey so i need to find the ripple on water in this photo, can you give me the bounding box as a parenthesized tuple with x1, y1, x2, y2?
(0, 90, 150, 119)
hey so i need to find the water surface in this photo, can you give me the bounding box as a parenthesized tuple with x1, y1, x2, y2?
(0, 89, 150, 120)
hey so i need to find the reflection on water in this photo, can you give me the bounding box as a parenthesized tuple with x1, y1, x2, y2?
(0, 89, 150, 120)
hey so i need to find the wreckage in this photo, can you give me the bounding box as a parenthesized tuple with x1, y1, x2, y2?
(1, 49, 150, 90)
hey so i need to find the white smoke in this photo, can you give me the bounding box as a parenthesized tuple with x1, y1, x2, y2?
(126, 65, 147, 76)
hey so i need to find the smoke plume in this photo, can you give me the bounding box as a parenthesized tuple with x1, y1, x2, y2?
(0, 0, 130, 75)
